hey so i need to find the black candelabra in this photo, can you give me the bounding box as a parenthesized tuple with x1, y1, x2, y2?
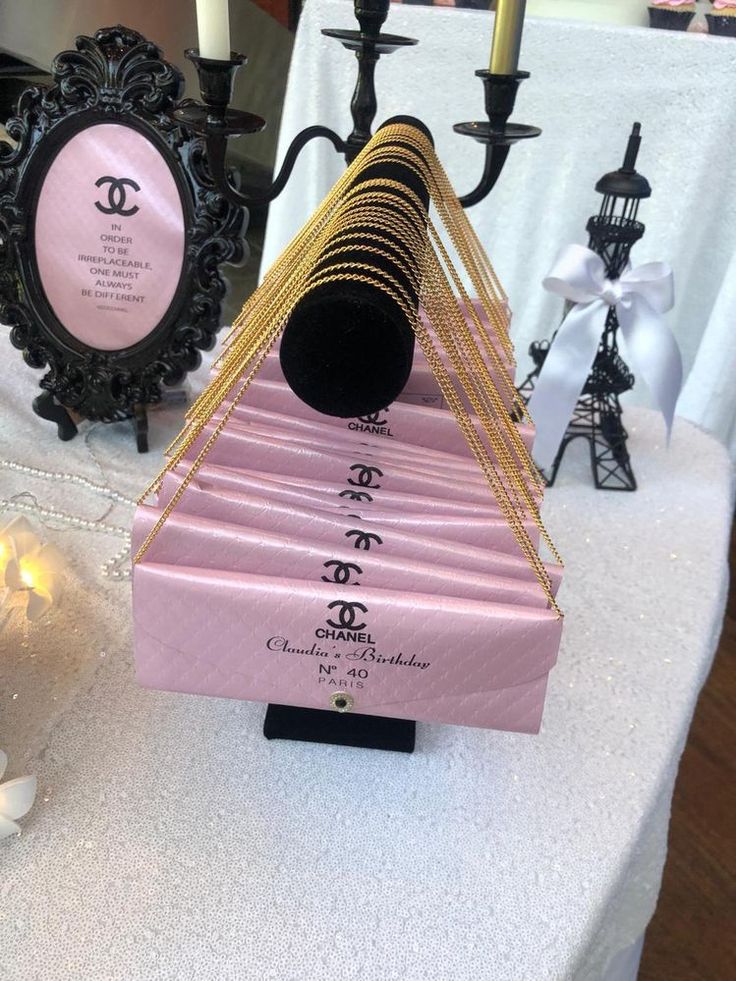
(173, 0, 540, 209)
(517, 124, 651, 491)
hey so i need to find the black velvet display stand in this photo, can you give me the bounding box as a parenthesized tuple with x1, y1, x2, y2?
(264, 705, 416, 753)
(266, 118, 432, 753)
(280, 116, 432, 419)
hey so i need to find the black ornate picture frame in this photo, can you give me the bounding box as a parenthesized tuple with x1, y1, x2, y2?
(0, 25, 246, 451)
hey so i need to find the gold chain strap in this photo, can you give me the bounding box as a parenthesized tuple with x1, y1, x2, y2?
(134, 124, 562, 617)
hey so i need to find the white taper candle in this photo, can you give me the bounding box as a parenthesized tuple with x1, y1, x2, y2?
(195, 0, 231, 61)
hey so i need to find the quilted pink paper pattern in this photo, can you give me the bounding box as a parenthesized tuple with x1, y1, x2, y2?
(133, 303, 563, 733)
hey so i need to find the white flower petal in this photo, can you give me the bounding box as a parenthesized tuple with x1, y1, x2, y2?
(0, 774, 37, 820)
(36, 544, 66, 577)
(0, 517, 34, 538)
(28, 566, 65, 607)
(0, 814, 21, 840)
(25, 589, 51, 622)
(44, 574, 64, 607)
(3, 559, 23, 592)
(10, 533, 42, 563)
(0, 518, 38, 561)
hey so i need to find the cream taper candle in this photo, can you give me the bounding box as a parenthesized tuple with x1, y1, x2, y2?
(196, 0, 231, 61)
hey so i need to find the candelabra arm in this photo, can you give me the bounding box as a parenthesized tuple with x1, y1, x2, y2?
(457, 144, 511, 208)
(454, 70, 541, 209)
(208, 125, 348, 208)
(175, 50, 350, 207)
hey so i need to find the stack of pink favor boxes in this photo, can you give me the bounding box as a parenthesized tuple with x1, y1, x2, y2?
(133, 307, 564, 734)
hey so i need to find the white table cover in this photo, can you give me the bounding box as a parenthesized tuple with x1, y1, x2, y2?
(262, 0, 736, 456)
(0, 330, 731, 980)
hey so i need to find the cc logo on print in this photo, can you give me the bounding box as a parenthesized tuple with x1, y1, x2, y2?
(326, 600, 368, 631)
(357, 409, 388, 426)
(346, 463, 383, 489)
(94, 175, 141, 216)
(344, 528, 383, 551)
(321, 560, 363, 585)
(338, 489, 373, 503)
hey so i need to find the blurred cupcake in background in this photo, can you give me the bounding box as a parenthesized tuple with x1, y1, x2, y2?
(708, 0, 736, 36)
(648, 0, 697, 30)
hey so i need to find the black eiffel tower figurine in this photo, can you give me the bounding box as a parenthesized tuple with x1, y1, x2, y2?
(518, 123, 651, 491)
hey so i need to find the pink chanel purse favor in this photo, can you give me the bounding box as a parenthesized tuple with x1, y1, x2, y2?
(132, 123, 564, 751)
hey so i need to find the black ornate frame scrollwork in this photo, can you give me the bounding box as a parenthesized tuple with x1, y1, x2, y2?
(0, 25, 246, 451)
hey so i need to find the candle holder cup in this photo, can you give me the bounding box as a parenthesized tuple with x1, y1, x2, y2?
(174, 50, 265, 136)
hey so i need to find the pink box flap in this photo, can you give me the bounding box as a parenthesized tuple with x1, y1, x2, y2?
(134, 562, 562, 733)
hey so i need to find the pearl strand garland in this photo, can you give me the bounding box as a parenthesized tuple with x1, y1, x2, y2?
(0, 459, 134, 581)
(0, 460, 137, 507)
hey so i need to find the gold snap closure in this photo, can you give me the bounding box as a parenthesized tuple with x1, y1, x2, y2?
(330, 692, 354, 713)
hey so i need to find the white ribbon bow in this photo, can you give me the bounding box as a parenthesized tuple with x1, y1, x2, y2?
(527, 243, 683, 472)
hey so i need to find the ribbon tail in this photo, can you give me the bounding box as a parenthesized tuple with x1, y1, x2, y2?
(618, 297, 683, 444)
(527, 300, 606, 472)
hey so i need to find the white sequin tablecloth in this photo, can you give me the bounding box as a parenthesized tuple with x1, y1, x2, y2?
(0, 328, 732, 980)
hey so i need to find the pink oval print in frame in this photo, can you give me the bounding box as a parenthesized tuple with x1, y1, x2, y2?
(34, 122, 186, 351)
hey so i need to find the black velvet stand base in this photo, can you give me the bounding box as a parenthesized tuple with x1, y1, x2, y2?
(264, 704, 416, 753)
